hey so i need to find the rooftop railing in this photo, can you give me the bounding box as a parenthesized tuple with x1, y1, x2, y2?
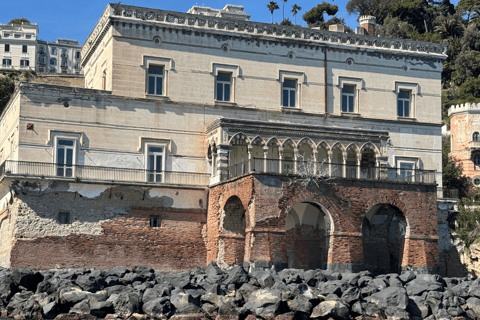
(226, 158, 437, 185)
(0, 160, 210, 187)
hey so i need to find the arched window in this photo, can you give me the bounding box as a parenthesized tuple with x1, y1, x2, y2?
(474, 154, 480, 166)
(474, 132, 479, 142)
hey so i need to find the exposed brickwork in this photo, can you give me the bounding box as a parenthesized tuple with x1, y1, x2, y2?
(10, 206, 206, 271)
(207, 174, 439, 272)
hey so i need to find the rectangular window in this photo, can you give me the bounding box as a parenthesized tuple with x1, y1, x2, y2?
(147, 146, 164, 182)
(341, 85, 355, 113)
(39, 46, 45, 54)
(38, 57, 45, 64)
(282, 79, 297, 107)
(22, 45, 27, 53)
(147, 65, 164, 95)
(61, 60, 67, 66)
(58, 212, 70, 224)
(61, 49, 67, 57)
(399, 162, 415, 182)
(20, 60, 29, 67)
(397, 90, 410, 117)
(49, 68, 56, 73)
(51, 47, 57, 55)
(50, 58, 56, 65)
(216, 72, 232, 101)
(26, 34, 32, 39)
(4, 44, 9, 52)
(56, 139, 75, 177)
(2, 59, 11, 66)
(150, 216, 161, 227)
(39, 67, 44, 73)
(14, 34, 20, 38)
(4, 33, 9, 38)
(75, 51, 81, 59)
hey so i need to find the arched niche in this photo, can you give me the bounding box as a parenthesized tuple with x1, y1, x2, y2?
(285, 201, 331, 270)
(362, 204, 407, 274)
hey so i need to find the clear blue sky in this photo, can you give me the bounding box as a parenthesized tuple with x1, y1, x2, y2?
(0, 0, 461, 45)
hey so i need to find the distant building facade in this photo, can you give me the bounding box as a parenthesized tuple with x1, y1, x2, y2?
(37, 38, 82, 75)
(0, 22, 38, 71)
(448, 103, 480, 185)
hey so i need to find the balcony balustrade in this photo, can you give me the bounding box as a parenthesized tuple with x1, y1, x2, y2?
(225, 158, 436, 184)
(0, 160, 210, 187)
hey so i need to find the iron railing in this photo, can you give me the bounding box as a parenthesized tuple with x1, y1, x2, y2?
(227, 158, 436, 184)
(0, 160, 210, 187)
(443, 188, 459, 199)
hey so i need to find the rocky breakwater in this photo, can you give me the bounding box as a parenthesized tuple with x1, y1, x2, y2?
(0, 264, 480, 320)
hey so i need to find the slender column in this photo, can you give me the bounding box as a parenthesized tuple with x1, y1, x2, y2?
(293, 148, 298, 174)
(217, 144, 231, 181)
(247, 145, 252, 173)
(342, 151, 347, 178)
(279, 147, 284, 174)
(327, 151, 332, 177)
(356, 156, 361, 179)
(312, 150, 318, 175)
(263, 146, 268, 173)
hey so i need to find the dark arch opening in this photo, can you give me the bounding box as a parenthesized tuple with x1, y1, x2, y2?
(222, 196, 246, 265)
(285, 201, 331, 270)
(362, 204, 407, 274)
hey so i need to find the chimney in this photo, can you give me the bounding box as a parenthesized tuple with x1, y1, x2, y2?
(328, 24, 345, 33)
(359, 15, 376, 36)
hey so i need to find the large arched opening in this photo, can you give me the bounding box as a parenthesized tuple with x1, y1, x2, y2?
(221, 195, 246, 265)
(362, 204, 407, 274)
(285, 201, 331, 269)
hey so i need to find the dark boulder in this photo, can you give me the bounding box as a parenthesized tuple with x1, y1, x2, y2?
(224, 266, 249, 288)
(11, 267, 44, 292)
(368, 286, 408, 310)
(310, 300, 349, 319)
(142, 297, 173, 318)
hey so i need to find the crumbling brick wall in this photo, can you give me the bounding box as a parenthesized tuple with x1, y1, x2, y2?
(4, 181, 208, 272)
(208, 174, 439, 273)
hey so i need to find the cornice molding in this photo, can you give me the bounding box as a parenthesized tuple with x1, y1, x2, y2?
(81, 3, 447, 66)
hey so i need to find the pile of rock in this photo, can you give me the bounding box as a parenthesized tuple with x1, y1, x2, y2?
(0, 263, 479, 319)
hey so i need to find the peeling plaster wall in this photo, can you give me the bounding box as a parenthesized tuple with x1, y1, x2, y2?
(2, 179, 208, 271)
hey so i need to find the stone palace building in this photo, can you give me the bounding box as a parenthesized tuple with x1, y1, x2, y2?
(0, 3, 447, 275)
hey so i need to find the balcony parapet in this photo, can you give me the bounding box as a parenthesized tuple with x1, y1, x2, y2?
(470, 141, 480, 150)
(222, 158, 436, 185)
(0, 160, 210, 187)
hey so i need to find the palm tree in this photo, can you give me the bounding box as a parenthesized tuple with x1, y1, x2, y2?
(282, 0, 288, 21)
(291, 4, 302, 25)
(267, 1, 280, 24)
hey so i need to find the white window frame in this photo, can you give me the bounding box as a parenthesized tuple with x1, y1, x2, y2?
(212, 63, 240, 103)
(279, 70, 305, 109)
(215, 72, 233, 102)
(145, 143, 167, 183)
(143, 56, 173, 98)
(4, 44, 9, 52)
(395, 82, 418, 119)
(54, 136, 77, 178)
(338, 77, 363, 114)
(39, 46, 45, 54)
(395, 157, 419, 182)
(51, 47, 57, 55)
(49, 131, 82, 178)
(20, 59, 29, 67)
(2, 59, 11, 66)
(50, 58, 57, 66)
(341, 84, 356, 113)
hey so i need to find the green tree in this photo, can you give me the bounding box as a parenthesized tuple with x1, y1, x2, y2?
(8, 18, 30, 25)
(302, 2, 339, 27)
(280, 18, 293, 26)
(457, 0, 480, 23)
(0, 76, 15, 114)
(346, 0, 395, 25)
(267, 1, 280, 24)
(291, 4, 302, 25)
(434, 13, 464, 39)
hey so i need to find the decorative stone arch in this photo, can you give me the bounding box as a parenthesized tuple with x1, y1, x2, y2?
(360, 142, 381, 157)
(266, 137, 281, 147)
(317, 140, 330, 152)
(345, 142, 359, 155)
(297, 137, 316, 149)
(228, 132, 250, 146)
(330, 141, 345, 153)
(281, 138, 297, 149)
(250, 135, 266, 147)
